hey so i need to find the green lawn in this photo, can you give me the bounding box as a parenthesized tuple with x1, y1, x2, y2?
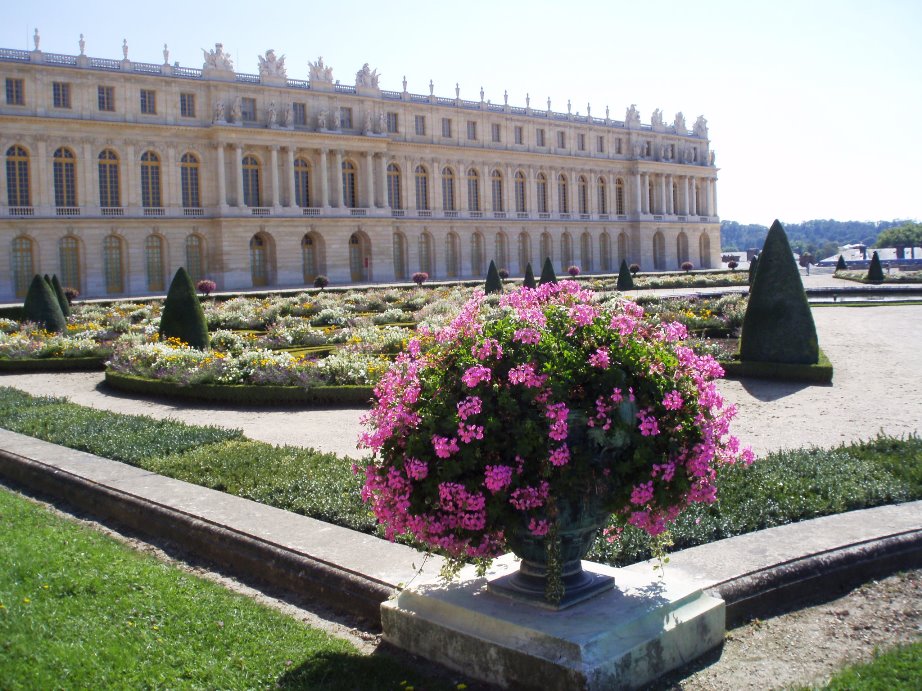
(813, 641, 922, 689)
(0, 486, 454, 690)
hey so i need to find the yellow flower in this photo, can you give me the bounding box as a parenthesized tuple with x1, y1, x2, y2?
(22, 597, 30, 604)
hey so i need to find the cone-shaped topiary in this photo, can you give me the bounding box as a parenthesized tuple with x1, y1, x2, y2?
(739, 220, 818, 365)
(616, 259, 635, 291)
(23, 274, 67, 333)
(866, 251, 885, 282)
(539, 257, 557, 285)
(50, 274, 71, 317)
(748, 255, 759, 286)
(835, 254, 847, 272)
(159, 267, 210, 350)
(484, 260, 503, 294)
(522, 262, 536, 289)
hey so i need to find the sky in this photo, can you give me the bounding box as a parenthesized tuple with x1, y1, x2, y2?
(4, 0, 921, 226)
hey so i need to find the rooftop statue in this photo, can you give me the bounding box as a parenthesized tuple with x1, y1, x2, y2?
(674, 111, 687, 133)
(694, 115, 708, 138)
(355, 63, 380, 88)
(625, 104, 641, 128)
(309, 56, 333, 83)
(258, 49, 287, 78)
(651, 108, 663, 127)
(33, 28, 40, 51)
(203, 43, 234, 71)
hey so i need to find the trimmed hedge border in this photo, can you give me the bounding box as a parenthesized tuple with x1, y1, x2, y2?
(0, 356, 106, 373)
(104, 371, 374, 406)
(720, 348, 833, 383)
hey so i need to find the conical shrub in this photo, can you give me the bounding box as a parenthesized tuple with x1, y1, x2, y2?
(522, 263, 536, 289)
(159, 267, 210, 350)
(23, 274, 67, 333)
(866, 251, 884, 282)
(616, 259, 634, 291)
(748, 255, 759, 286)
(539, 257, 557, 285)
(484, 260, 503, 294)
(50, 274, 71, 317)
(739, 220, 818, 364)
(835, 254, 847, 272)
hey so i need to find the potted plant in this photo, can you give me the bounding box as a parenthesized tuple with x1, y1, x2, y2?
(359, 282, 750, 607)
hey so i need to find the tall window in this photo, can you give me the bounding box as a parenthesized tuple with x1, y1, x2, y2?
(393, 232, 407, 280)
(597, 177, 608, 214)
(514, 171, 526, 213)
(441, 118, 452, 138)
(490, 169, 503, 212)
(577, 133, 586, 151)
(699, 232, 712, 269)
(6, 78, 24, 105)
(103, 235, 124, 294)
(618, 233, 629, 264)
(446, 232, 460, 278)
(536, 128, 545, 147)
(471, 232, 484, 276)
(240, 97, 256, 122)
(514, 126, 523, 145)
(302, 234, 318, 282)
(339, 106, 352, 129)
(294, 158, 311, 207)
(672, 182, 679, 215)
(648, 179, 655, 214)
(518, 232, 531, 274)
(342, 160, 357, 208)
(561, 233, 573, 269)
(414, 115, 426, 136)
(557, 174, 569, 214)
(387, 163, 402, 209)
(349, 233, 369, 282)
(98, 86, 115, 112)
(292, 102, 306, 126)
(615, 178, 625, 215)
(653, 232, 666, 270)
(250, 234, 269, 287)
(577, 176, 589, 215)
(491, 123, 501, 143)
(581, 232, 592, 272)
(139, 89, 156, 114)
(185, 234, 204, 283)
(140, 151, 162, 208)
(540, 233, 553, 264)
(556, 131, 566, 148)
(53, 82, 71, 108)
(180, 153, 201, 208)
(677, 232, 690, 266)
(536, 173, 548, 213)
(59, 237, 81, 292)
(466, 121, 477, 140)
(53, 148, 77, 207)
(11, 236, 34, 297)
(467, 169, 480, 212)
(242, 155, 261, 206)
(6, 145, 31, 207)
(386, 112, 398, 133)
(98, 149, 121, 207)
(597, 135, 605, 153)
(180, 92, 196, 118)
(419, 232, 433, 275)
(414, 165, 429, 210)
(494, 232, 508, 270)
(441, 167, 455, 211)
(599, 232, 612, 272)
(145, 234, 165, 292)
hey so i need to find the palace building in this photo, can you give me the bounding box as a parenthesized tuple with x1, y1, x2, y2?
(1, 34, 721, 301)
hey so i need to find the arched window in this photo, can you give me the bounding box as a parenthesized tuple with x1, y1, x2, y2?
(467, 169, 481, 212)
(387, 163, 402, 210)
(446, 232, 460, 277)
(518, 231, 531, 274)
(419, 231, 433, 275)
(536, 173, 548, 214)
(441, 167, 456, 211)
(699, 232, 712, 269)
(580, 232, 592, 272)
(514, 171, 527, 213)
(349, 232, 370, 281)
(140, 151, 162, 208)
(495, 231, 508, 271)
(653, 232, 666, 271)
(414, 165, 429, 211)
(98, 149, 120, 208)
(617, 232, 629, 265)
(59, 236, 81, 292)
(250, 233, 270, 286)
(677, 232, 690, 267)
(5, 146, 31, 207)
(490, 170, 504, 212)
(145, 234, 165, 292)
(242, 155, 261, 207)
(471, 232, 485, 276)
(103, 234, 124, 294)
(185, 234, 205, 283)
(615, 178, 625, 215)
(302, 233, 319, 282)
(540, 232, 553, 265)
(53, 147, 77, 207)
(180, 153, 201, 208)
(393, 231, 407, 280)
(578, 176, 589, 215)
(597, 177, 608, 215)
(342, 160, 358, 208)
(557, 174, 569, 214)
(561, 232, 573, 268)
(294, 157, 311, 207)
(599, 232, 612, 272)
(11, 236, 34, 297)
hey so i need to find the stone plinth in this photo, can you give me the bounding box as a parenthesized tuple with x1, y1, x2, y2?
(381, 554, 724, 690)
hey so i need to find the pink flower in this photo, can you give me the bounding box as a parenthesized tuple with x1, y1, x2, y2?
(457, 423, 485, 443)
(549, 444, 570, 466)
(461, 364, 492, 388)
(528, 518, 550, 537)
(662, 390, 684, 410)
(589, 348, 610, 369)
(405, 457, 429, 480)
(456, 395, 482, 421)
(508, 363, 546, 388)
(637, 409, 660, 437)
(509, 482, 549, 510)
(484, 465, 513, 493)
(513, 328, 542, 345)
(630, 481, 655, 505)
(432, 435, 460, 458)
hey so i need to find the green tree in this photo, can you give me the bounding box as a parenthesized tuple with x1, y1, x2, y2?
(50, 274, 71, 317)
(159, 267, 210, 350)
(484, 260, 503, 294)
(23, 274, 67, 333)
(539, 257, 557, 285)
(522, 263, 536, 289)
(866, 251, 885, 283)
(875, 222, 922, 259)
(616, 259, 634, 291)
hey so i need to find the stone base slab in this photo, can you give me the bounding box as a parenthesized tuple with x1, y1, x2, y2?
(382, 554, 725, 690)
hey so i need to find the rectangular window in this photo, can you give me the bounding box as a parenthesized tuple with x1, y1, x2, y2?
(53, 82, 71, 109)
(597, 135, 605, 153)
(180, 92, 196, 118)
(386, 111, 398, 133)
(577, 133, 586, 151)
(693, 146, 698, 162)
(615, 138, 623, 155)
(442, 117, 452, 138)
(97, 86, 115, 112)
(292, 102, 306, 126)
(414, 114, 426, 136)
(491, 123, 501, 143)
(514, 126, 523, 145)
(467, 121, 477, 140)
(6, 78, 24, 105)
(241, 97, 257, 122)
(140, 89, 156, 114)
(339, 106, 353, 129)
(536, 128, 545, 147)
(557, 131, 566, 148)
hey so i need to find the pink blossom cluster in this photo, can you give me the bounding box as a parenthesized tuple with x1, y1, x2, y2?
(484, 464, 514, 493)
(508, 363, 546, 388)
(461, 364, 492, 388)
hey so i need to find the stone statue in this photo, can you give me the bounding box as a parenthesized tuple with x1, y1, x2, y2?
(632, 139, 644, 158)
(267, 101, 277, 127)
(683, 147, 693, 163)
(309, 56, 333, 83)
(284, 102, 294, 127)
(567, 99, 572, 114)
(504, 90, 509, 105)
(479, 86, 484, 101)
(709, 150, 716, 165)
(606, 105, 610, 119)
(674, 112, 686, 133)
(694, 115, 708, 138)
(526, 93, 530, 108)
(332, 107, 341, 130)
(377, 111, 386, 133)
(363, 111, 372, 133)
(162, 43, 169, 65)
(457, 83, 461, 99)
(587, 103, 591, 117)
(547, 97, 551, 111)
(355, 63, 380, 88)
(213, 99, 226, 122)
(402, 75, 407, 92)
(429, 79, 434, 96)
(651, 108, 663, 127)
(625, 104, 641, 128)
(122, 39, 129, 60)
(33, 29, 40, 51)
(317, 109, 328, 129)
(203, 43, 234, 71)
(230, 97, 241, 122)
(258, 49, 287, 78)
(79, 34, 86, 56)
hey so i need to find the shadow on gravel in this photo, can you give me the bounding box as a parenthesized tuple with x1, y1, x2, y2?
(739, 378, 830, 402)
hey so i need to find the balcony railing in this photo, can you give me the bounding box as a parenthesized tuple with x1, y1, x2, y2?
(538, 212, 550, 220)
(9, 206, 34, 216)
(101, 207, 123, 216)
(143, 207, 165, 216)
(56, 207, 80, 216)
(302, 207, 320, 216)
(493, 211, 507, 219)
(444, 210, 459, 218)
(183, 207, 204, 216)
(349, 208, 366, 217)
(416, 210, 432, 217)
(391, 209, 405, 217)
(250, 207, 271, 217)
(469, 211, 483, 218)
(517, 212, 529, 219)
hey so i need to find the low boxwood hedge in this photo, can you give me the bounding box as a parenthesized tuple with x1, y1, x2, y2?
(0, 355, 107, 373)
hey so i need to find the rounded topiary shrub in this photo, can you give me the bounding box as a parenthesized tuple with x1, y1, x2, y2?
(313, 275, 329, 290)
(412, 271, 429, 286)
(159, 267, 210, 350)
(681, 261, 694, 273)
(629, 263, 640, 276)
(23, 274, 67, 333)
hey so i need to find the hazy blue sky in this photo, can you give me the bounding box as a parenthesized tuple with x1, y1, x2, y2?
(4, 0, 920, 225)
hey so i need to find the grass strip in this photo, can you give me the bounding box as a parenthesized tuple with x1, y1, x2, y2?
(813, 641, 922, 690)
(0, 486, 447, 690)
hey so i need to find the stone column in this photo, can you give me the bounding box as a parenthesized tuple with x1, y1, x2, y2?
(125, 143, 138, 209)
(332, 149, 344, 208)
(633, 171, 642, 216)
(319, 148, 330, 209)
(167, 147, 179, 210)
(34, 138, 49, 211)
(377, 153, 388, 208)
(551, 170, 560, 214)
(286, 147, 296, 207)
(363, 151, 374, 208)
(504, 164, 514, 213)
(685, 176, 693, 216)
(691, 177, 698, 216)
(710, 178, 718, 217)
(665, 174, 673, 215)
(270, 146, 280, 208)
(526, 165, 536, 214)
(215, 144, 227, 208)
(82, 140, 97, 212)
(659, 174, 666, 215)
(0, 144, 7, 206)
(234, 145, 244, 207)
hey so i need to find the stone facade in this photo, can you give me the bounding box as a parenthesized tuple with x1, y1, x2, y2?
(1, 39, 721, 300)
